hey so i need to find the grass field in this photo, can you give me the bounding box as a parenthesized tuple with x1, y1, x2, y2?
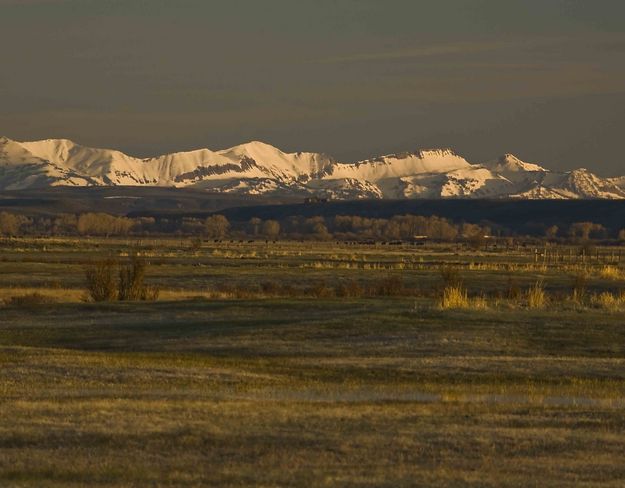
(1, 238, 625, 486)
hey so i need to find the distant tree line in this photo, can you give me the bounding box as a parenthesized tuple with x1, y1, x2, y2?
(1, 210, 625, 243)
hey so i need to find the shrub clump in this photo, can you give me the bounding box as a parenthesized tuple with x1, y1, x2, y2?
(85, 259, 118, 302)
(84, 255, 159, 302)
(506, 276, 521, 301)
(571, 271, 589, 305)
(118, 256, 159, 301)
(336, 280, 365, 298)
(440, 266, 463, 288)
(370, 276, 405, 296)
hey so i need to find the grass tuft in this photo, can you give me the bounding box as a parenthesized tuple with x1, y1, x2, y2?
(571, 270, 589, 305)
(598, 265, 623, 280)
(527, 281, 547, 309)
(438, 285, 469, 309)
(591, 292, 625, 312)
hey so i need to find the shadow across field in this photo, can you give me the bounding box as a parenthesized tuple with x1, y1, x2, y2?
(2, 300, 625, 486)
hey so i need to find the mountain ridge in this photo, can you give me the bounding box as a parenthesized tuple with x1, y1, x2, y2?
(1, 136, 624, 200)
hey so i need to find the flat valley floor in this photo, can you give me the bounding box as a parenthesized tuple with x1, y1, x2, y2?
(1, 238, 625, 487)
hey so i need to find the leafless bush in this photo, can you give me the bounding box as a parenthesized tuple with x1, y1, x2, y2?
(506, 276, 521, 301)
(260, 281, 282, 295)
(308, 282, 336, 298)
(118, 255, 159, 301)
(440, 266, 463, 288)
(336, 280, 365, 298)
(84, 259, 118, 302)
(84, 256, 159, 302)
(370, 276, 405, 296)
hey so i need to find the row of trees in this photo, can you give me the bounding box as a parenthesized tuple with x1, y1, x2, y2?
(1, 210, 625, 243)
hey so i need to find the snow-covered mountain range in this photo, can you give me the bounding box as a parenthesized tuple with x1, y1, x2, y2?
(1, 136, 624, 200)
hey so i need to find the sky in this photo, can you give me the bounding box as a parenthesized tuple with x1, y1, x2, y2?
(1, 0, 625, 175)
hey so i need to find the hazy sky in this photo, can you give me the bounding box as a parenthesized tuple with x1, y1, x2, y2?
(2, 0, 625, 174)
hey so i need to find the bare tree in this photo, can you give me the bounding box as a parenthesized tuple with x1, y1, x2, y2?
(0, 212, 25, 236)
(248, 217, 262, 236)
(545, 225, 559, 240)
(77, 213, 133, 236)
(262, 220, 280, 239)
(568, 222, 606, 242)
(204, 215, 230, 239)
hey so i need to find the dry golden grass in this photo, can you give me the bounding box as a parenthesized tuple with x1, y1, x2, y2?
(0, 287, 83, 304)
(598, 265, 624, 280)
(438, 286, 489, 310)
(2, 234, 625, 486)
(470, 294, 489, 310)
(527, 281, 548, 309)
(157, 289, 218, 301)
(591, 291, 625, 312)
(438, 285, 469, 309)
(0, 287, 226, 305)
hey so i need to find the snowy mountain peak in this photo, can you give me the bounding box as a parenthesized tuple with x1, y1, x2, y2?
(219, 141, 288, 167)
(19, 138, 77, 164)
(417, 148, 458, 159)
(488, 154, 547, 173)
(0, 136, 622, 200)
(222, 140, 282, 156)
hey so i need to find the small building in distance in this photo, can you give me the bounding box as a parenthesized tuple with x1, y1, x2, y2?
(410, 235, 429, 246)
